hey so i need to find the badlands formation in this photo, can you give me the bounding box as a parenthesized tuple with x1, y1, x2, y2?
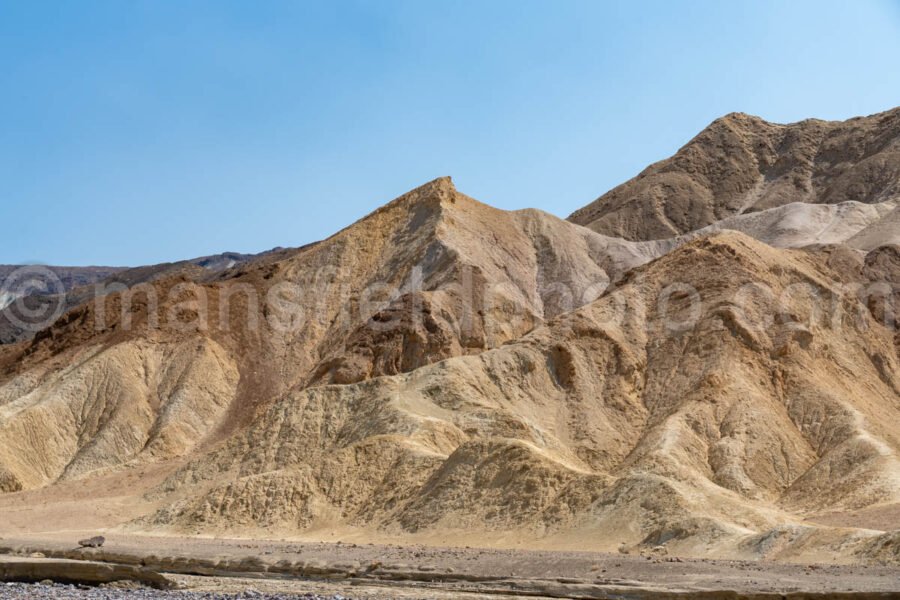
(0, 108, 899, 569)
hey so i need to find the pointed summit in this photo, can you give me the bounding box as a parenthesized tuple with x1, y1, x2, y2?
(383, 175, 457, 208)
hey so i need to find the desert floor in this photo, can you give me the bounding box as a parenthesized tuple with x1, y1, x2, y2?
(2, 532, 899, 598)
(0, 467, 898, 598)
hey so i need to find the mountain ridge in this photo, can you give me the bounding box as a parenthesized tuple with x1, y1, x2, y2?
(0, 109, 898, 565)
(569, 107, 900, 240)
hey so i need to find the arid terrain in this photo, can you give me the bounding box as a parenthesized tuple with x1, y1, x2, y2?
(3, 533, 900, 598)
(1, 108, 899, 597)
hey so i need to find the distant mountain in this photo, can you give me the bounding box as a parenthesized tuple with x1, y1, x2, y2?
(0, 265, 124, 309)
(569, 108, 900, 241)
(0, 249, 287, 344)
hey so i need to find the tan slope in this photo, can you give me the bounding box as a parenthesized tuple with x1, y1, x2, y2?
(0, 338, 238, 492)
(207, 176, 668, 390)
(144, 232, 900, 561)
(0, 178, 666, 491)
(569, 107, 900, 240)
(1, 177, 897, 564)
(218, 176, 668, 390)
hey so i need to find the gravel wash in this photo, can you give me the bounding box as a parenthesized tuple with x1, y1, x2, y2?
(0, 582, 357, 600)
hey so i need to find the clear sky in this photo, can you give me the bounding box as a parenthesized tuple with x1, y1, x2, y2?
(2, 0, 899, 266)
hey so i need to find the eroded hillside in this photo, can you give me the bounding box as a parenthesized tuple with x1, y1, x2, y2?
(569, 108, 900, 241)
(0, 110, 898, 566)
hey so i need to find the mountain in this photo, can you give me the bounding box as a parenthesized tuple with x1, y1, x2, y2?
(0, 265, 124, 311)
(0, 111, 898, 566)
(144, 231, 900, 563)
(569, 108, 900, 241)
(0, 178, 671, 494)
(0, 250, 286, 345)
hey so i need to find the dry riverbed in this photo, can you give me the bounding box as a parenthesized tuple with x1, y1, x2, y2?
(1, 533, 899, 598)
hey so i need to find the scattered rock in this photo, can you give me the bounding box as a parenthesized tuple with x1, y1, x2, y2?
(77, 537, 105, 549)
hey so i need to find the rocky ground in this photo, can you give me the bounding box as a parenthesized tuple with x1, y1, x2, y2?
(2, 534, 900, 598)
(0, 583, 354, 600)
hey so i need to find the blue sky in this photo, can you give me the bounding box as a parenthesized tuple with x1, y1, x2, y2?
(2, 0, 899, 266)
